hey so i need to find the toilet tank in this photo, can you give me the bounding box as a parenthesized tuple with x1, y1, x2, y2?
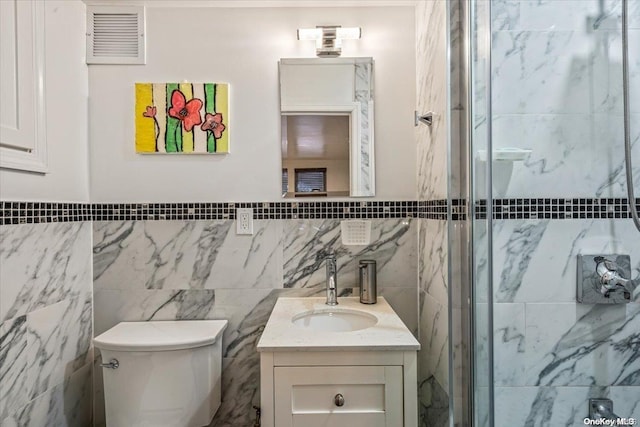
(94, 320, 227, 427)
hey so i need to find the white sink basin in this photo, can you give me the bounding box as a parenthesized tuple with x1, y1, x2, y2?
(292, 308, 378, 332)
(257, 297, 420, 351)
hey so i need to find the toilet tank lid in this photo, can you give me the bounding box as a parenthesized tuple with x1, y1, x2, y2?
(93, 320, 228, 352)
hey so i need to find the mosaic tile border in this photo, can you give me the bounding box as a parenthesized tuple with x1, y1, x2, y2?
(419, 199, 467, 221)
(417, 198, 640, 221)
(0, 202, 91, 225)
(478, 198, 640, 220)
(2, 198, 639, 224)
(0, 201, 418, 224)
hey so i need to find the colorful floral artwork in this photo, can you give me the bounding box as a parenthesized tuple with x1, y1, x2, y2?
(135, 83, 229, 153)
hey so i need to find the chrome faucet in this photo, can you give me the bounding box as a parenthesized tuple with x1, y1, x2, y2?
(594, 256, 633, 298)
(325, 254, 338, 306)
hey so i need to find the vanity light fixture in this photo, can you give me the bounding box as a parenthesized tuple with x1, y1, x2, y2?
(297, 26, 362, 58)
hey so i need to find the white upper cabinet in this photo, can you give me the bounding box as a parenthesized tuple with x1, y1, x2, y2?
(0, 0, 47, 173)
(280, 59, 355, 108)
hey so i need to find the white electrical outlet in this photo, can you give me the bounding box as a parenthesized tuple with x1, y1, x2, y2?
(236, 208, 253, 235)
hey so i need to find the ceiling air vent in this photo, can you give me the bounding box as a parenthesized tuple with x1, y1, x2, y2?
(86, 6, 145, 65)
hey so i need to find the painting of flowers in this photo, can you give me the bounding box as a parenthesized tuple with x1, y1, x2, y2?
(135, 83, 229, 153)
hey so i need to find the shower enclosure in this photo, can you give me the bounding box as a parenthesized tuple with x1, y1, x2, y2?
(462, 0, 640, 425)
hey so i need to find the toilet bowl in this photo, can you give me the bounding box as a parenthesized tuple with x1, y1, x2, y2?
(94, 320, 227, 427)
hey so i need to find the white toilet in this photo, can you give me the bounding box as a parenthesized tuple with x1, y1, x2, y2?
(94, 320, 228, 427)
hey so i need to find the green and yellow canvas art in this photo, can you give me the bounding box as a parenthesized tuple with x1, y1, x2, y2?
(135, 83, 229, 153)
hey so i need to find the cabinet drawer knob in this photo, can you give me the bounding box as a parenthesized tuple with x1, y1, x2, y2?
(334, 393, 345, 407)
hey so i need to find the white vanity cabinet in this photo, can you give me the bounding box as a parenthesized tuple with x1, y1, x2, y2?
(261, 350, 416, 427)
(257, 298, 420, 427)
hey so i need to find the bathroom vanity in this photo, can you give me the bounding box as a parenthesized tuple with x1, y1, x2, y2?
(257, 297, 420, 427)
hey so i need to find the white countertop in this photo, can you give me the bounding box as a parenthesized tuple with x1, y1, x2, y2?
(257, 297, 420, 352)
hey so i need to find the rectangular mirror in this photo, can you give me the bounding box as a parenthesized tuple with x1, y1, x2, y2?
(279, 58, 375, 198)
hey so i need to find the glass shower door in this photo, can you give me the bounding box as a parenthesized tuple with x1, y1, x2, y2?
(467, 0, 640, 426)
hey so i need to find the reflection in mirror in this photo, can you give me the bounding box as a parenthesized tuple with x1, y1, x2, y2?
(281, 115, 350, 198)
(279, 58, 374, 198)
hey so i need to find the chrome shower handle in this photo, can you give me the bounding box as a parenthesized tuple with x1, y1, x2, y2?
(578, 254, 635, 304)
(594, 257, 632, 292)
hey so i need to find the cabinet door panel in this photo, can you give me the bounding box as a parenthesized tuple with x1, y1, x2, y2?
(0, 0, 47, 172)
(0, 0, 36, 150)
(274, 366, 403, 427)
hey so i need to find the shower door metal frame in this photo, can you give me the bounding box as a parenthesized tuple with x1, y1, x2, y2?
(467, 0, 495, 426)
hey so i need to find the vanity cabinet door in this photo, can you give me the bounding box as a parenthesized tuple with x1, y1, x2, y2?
(274, 365, 403, 427)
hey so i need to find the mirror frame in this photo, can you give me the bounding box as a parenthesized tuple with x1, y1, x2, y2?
(279, 58, 375, 197)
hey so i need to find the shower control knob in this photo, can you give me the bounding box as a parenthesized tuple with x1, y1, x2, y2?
(334, 393, 345, 407)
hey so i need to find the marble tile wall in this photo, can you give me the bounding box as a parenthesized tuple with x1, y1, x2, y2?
(416, 1, 448, 203)
(0, 222, 93, 427)
(92, 218, 417, 427)
(416, 0, 452, 426)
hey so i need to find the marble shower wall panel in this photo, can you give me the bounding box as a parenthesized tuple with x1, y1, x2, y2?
(416, 0, 449, 201)
(493, 303, 526, 387)
(525, 303, 639, 387)
(493, 30, 607, 115)
(491, 0, 640, 199)
(492, 113, 640, 198)
(492, 4, 639, 114)
(492, 219, 640, 304)
(0, 223, 93, 426)
(490, 218, 640, 391)
(93, 220, 282, 291)
(493, 0, 640, 33)
(495, 385, 640, 427)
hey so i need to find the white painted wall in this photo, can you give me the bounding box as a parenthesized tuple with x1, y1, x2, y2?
(88, 6, 416, 202)
(0, 1, 89, 202)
